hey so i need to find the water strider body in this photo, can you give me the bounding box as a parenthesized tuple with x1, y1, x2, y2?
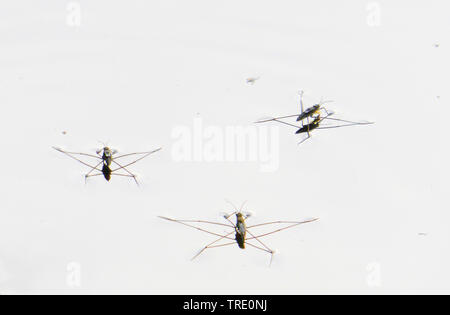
(100, 147, 114, 181)
(234, 212, 247, 249)
(296, 104, 321, 122)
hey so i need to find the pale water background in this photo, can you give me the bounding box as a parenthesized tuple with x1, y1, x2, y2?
(0, 0, 448, 294)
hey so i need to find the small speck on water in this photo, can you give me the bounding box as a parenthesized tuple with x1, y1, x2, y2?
(246, 77, 260, 85)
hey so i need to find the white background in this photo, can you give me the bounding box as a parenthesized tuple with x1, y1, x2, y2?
(0, 0, 448, 294)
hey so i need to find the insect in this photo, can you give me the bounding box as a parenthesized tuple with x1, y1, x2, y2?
(52, 145, 162, 185)
(256, 90, 374, 145)
(158, 201, 318, 265)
